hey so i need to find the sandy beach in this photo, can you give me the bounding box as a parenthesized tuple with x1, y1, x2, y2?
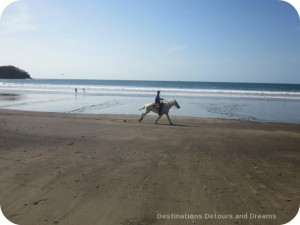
(0, 110, 299, 225)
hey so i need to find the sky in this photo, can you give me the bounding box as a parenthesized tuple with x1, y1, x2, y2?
(0, 0, 300, 83)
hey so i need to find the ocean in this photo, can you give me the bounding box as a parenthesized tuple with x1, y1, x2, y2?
(0, 79, 300, 124)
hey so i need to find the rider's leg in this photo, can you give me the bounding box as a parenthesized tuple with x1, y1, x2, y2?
(158, 103, 162, 115)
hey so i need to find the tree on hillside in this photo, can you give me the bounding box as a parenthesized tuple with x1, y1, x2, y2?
(0, 66, 32, 79)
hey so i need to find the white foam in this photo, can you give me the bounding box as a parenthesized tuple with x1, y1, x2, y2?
(1, 82, 300, 100)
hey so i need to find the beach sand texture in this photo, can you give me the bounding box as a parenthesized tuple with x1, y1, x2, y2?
(0, 110, 299, 225)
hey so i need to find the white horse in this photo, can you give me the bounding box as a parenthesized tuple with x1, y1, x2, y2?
(138, 99, 180, 125)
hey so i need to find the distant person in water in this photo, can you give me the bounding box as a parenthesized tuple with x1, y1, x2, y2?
(75, 88, 77, 94)
(155, 90, 164, 115)
(83, 88, 86, 93)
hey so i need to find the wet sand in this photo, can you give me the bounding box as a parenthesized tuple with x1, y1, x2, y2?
(0, 93, 20, 101)
(0, 110, 299, 225)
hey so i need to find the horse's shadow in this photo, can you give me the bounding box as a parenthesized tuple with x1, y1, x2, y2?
(151, 123, 199, 128)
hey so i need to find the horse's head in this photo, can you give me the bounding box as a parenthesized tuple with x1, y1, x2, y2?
(174, 99, 180, 109)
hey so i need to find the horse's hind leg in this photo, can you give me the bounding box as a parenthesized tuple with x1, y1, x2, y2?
(138, 111, 148, 122)
(138, 113, 145, 122)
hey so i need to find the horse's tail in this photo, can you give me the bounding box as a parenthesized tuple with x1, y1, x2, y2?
(139, 105, 146, 110)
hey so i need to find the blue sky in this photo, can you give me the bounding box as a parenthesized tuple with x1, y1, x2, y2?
(0, 0, 299, 83)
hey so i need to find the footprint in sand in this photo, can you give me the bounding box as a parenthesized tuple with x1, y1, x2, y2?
(33, 199, 48, 205)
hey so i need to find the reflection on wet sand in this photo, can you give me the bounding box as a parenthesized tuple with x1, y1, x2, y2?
(0, 93, 21, 101)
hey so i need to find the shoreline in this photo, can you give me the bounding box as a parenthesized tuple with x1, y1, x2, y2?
(0, 109, 300, 225)
(1, 79, 300, 124)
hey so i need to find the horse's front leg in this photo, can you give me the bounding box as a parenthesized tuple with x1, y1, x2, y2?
(166, 113, 173, 125)
(155, 114, 162, 124)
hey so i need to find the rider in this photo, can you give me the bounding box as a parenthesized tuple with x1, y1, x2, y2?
(155, 90, 164, 115)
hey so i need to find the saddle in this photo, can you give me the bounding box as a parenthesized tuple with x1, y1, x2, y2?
(152, 100, 164, 108)
(152, 103, 159, 108)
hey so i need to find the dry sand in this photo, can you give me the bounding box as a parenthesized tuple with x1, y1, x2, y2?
(0, 110, 299, 225)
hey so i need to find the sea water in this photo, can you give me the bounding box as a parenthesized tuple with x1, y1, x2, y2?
(0, 79, 300, 124)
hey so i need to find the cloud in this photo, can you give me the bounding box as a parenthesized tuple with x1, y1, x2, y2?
(166, 45, 188, 53)
(0, 16, 35, 34)
(0, 1, 35, 34)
